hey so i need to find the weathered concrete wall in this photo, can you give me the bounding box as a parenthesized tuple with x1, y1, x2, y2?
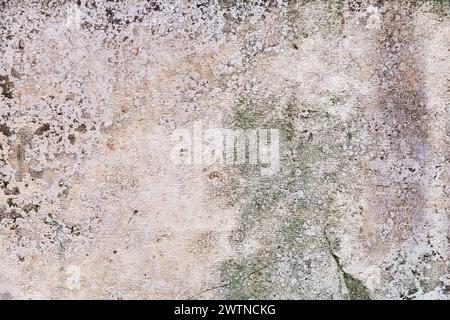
(0, 0, 448, 299)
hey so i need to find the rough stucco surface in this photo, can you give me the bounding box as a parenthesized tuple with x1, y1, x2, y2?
(0, 0, 449, 300)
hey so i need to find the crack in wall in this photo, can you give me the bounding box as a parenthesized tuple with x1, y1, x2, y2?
(324, 226, 371, 300)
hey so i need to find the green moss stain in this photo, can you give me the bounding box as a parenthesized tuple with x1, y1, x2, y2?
(217, 86, 359, 298)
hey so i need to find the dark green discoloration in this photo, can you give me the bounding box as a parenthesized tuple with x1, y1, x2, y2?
(217, 85, 359, 298)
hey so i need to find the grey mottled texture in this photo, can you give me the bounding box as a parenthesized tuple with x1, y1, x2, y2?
(0, 0, 449, 299)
